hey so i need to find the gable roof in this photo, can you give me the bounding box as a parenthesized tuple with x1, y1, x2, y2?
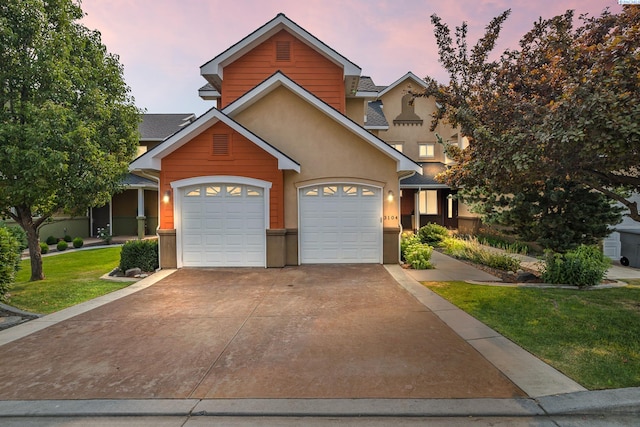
(377, 71, 428, 98)
(223, 72, 421, 174)
(200, 13, 361, 94)
(139, 113, 195, 141)
(129, 108, 300, 172)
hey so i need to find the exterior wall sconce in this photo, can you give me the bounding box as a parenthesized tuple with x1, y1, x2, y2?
(162, 190, 171, 204)
(387, 190, 394, 202)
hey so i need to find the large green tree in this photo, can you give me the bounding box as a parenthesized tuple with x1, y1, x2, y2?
(420, 7, 639, 251)
(0, 0, 140, 280)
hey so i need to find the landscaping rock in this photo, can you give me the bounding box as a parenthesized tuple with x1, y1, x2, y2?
(516, 271, 539, 282)
(125, 267, 142, 277)
(108, 268, 125, 277)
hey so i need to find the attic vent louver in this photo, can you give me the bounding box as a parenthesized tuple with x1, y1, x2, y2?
(276, 41, 291, 61)
(212, 134, 230, 155)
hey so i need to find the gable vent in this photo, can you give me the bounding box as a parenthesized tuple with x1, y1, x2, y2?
(212, 134, 230, 156)
(276, 41, 291, 61)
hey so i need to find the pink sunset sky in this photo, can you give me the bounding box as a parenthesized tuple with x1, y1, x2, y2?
(80, 0, 622, 116)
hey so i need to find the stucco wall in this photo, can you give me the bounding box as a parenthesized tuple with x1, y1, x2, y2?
(233, 86, 401, 231)
(345, 98, 365, 126)
(378, 81, 458, 162)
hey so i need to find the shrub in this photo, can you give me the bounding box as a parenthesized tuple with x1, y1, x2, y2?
(72, 237, 84, 248)
(56, 241, 68, 251)
(417, 223, 449, 246)
(45, 235, 57, 245)
(0, 221, 27, 252)
(401, 233, 434, 269)
(0, 227, 20, 301)
(400, 232, 420, 261)
(63, 235, 72, 242)
(441, 236, 520, 272)
(40, 242, 49, 254)
(477, 234, 529, 255)
(541, 245, 610, 287)
(119, 239, 159, 272)
(404, 243, 434, 270)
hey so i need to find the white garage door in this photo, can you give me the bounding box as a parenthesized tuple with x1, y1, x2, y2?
(299, 184, 382, 263)
(181, 184, 266, 267)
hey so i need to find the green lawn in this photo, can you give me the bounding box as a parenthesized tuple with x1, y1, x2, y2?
(8, 247, 131, 314)
(424, 281, 640, 390)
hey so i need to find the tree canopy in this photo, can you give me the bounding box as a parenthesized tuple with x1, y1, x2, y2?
(0, 0, 140, 280)
(420, 6, 640, 251)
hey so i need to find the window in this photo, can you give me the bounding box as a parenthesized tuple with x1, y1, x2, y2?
(247, 187, 262, 197)
(323, 186, 338, 196)
(303, 187, 319, 197)
(226, 186, 242, 197)
(206, 186, 221, 197)
(419, 190, 438, 215)
(390, 142, 403, 153)
(419, 143, 435, 159)
(343, 186, 358, 196)
(186, 188, 201, 197)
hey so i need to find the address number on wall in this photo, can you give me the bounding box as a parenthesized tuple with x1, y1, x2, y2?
(383, 216, 398, 221)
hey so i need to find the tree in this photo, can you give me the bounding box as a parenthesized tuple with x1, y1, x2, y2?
(0, 0, 140, 280)
(419, 7, 639, 251)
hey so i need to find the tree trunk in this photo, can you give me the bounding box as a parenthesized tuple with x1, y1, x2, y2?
(12, 205, 45, 281)
(25, 225, 44, 281)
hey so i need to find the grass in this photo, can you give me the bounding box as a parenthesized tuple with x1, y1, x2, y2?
(424, 281, 640, 390)
(8, 247, 131, 314)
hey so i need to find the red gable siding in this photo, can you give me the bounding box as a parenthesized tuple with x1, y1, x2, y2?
(160, 121, 284, 230)
(221, 30, 345, 112)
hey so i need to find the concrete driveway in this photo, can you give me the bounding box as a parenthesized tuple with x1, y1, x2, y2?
(0, 265, 525, 400)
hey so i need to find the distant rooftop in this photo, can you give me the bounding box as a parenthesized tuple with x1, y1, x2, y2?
(139, 113, 195, 141)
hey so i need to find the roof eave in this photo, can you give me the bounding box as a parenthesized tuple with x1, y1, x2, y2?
(130, 108, 300, 174)
(378, 71, 428, 98)
(199, 88, 221, 101)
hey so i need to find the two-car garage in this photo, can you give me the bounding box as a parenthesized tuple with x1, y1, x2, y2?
(175, 180, 382, 267)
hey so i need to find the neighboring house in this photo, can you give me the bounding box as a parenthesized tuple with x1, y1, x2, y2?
(90, 113, 195, 239)
(603, 193, 640, 263)
(349, 72, 478, 234)
(129, 13, 421, 269)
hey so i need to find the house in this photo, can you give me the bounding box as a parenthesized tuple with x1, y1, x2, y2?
(129, 13, 423, 268)
(603, 193, 640, 264)
(350, 72, 479, 234)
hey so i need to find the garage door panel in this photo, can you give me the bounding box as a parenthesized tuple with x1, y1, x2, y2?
(181, 183, 266, 267)
(300, 184, 382, 264)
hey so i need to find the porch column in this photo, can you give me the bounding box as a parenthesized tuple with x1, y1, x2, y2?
(414, 187, 421, 232)
(136, 188, 145, 239)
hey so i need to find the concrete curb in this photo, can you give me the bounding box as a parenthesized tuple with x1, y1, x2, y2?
(0, 399, 200, 417)
(0, 391, 638, 418)
(536, 387, 640, 415)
